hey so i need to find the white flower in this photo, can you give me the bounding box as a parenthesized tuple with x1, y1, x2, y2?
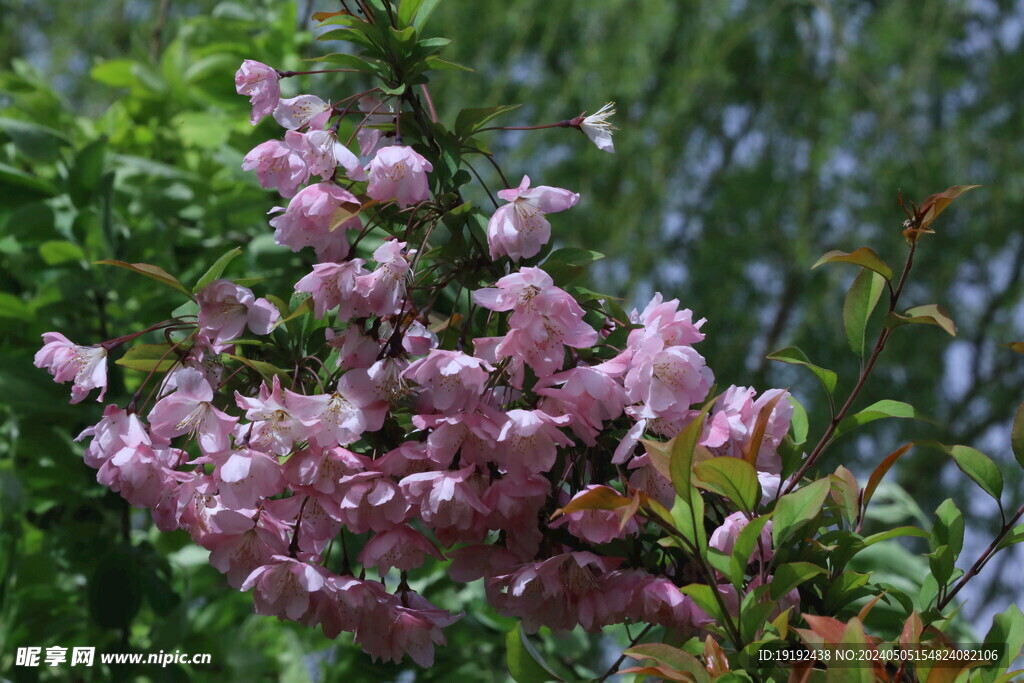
(579, 102, 617, 153)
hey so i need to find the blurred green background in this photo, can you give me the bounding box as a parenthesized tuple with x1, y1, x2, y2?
(2, 0, 1023, 680)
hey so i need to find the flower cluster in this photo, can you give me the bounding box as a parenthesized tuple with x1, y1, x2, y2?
(35, 44, 796, 668)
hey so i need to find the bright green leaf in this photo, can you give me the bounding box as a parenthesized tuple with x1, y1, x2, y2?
(843, 268, 886, 357)
(765, 346, 837, 396)
(812, 247, 894, 281)
(695, 457, 760, 512)
(770, 562, 826, 600)
(772, 478, 830, 547)
(194, 247, 243, 293)
(505, 624, 561, 682)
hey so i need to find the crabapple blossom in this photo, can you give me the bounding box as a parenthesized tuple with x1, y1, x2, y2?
(402, 349, 492, 412)
(273, 94, 332, 130)
(323, 471, 409, 533)
(357, 241, 413, 316)
(34, 332, 108, 403)
(242, 132, 309, 198)
(76, 405, 148, 469)
(496, 409, 574, 475)
(196, 279, 280, 344)
(295, 259, 368, 320)
(242, 555, 330, 621)
(365, 146, 433, 207)
(357, 524, 445, 575)
(576, 102, 617, 153)
(486, 175, 579, 261)
(212, 447, 285, 509)
(555, 485, 639, 544)
(269, 182, 362, 262)
(710, 511, 774, 562)
(235, 60, 280, 125)
(285, 371, 387, 447)
(148, 367, 237, 454)
(325, 325, 379, 369)
(301, 129, 365, 180)
(234, 376, 311, 455)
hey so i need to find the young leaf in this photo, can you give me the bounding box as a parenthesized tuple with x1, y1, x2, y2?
(811, 247, 894, 281)
(622, 644, 710, 683)
(742, 391, 786, 469)
(94, 260, 192, 297)
(765, 346, 837, 396)
(505, 624, 562, 683)
(843, 268, 886, 357)
(917, 185, 981, 230)
(772, 478, 830, 547)
(862, 443, 914, 512)
(552, 486, 631, 518)
(788, 395, 809, 444)
(829, 466, 859, 527)
(694, 457, 761, 513)
(884, 304, 956, 337)
(193, 247, 242, 293)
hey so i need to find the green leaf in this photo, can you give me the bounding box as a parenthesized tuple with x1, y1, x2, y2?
(863, 525, 928, 546)
(0, 162, 59, 203)
(770, 562, 826, 600)
(0, 293, 33, 320)
(669, 399, 716, 496)
(454, 104, 522, 139)
(0, 116, 70, 163)
(680, 584, 725, 624)
(425, 55, 473, 72)
(314, 52, 387, 78)
(833, 400, 921, 438)
(932, 499, 964, 559)
(829, 466, 859, 527)
(729, 514, 772, 587)
(69, 137, 107, 209)
(115, 343, 187, 373)
(94, 259, 192, 297)
(788, 395, 809, 444)
(918, 441, 1003, 503)
(772, 477, 830, 547)
(843, 268, 886, 357)
(410, 0, 442, 30)
(1011, 402, 1024, 470)
(38, 240, 85, 266)
(194, 247, 243, 293)
(505, 624, 561, 682)
(623, 644, 710, 683)
(811, 247, 894, 281)
(997, 524, 1024, 551)
(670, 488, 707, 559)
(765, 346, 837, 396)
(543, 248, 605, 285)
(694, 457, 760, 513)
(884, 304, 956, 337)
(225, 354, 292, 387)
(983, 605, 1024, 672)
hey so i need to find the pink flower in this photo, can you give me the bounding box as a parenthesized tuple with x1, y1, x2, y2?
(326, 326, 380, 369)
(624, 342, 713, 416)
(301, 129, 365, 180)
(702, 385, 792, 473)
(323, 472, 409, 533)
(487, 175, 579, 261)
(496, 409, 574, 475)
(273, 94, 332, 130)
(270, 182, 362, 262)
(709, 511, 773, 562)
(235, 60, 280, 125)
(212, 448, 285, 509)
(366, 146, 433, 207)
(242, 132, 309, 198)
(242, 555, 330, 621)
(357, 525, 445, 575)
(283, 445, 368, 496)
(403, 350, 492, 413)
(76, 405, 149, 469)
(357, 241, 412, 316)
(536, 364, 627, 445)
(628, 294, 706, 349)
(285, 371, 387, 448)
(34, 332, 107, 404)
(400, 466, 490, 543)
(295, 259, 368, 319)
(473, 267, 598, 376)
(196, 279, 280, 344)
(401, 320, 437, 357)
(97, 439, 184, 509)
(234, 376, 311, 455)
(356, 96, 393, 156)
(205, 509, 290, 588)
(148, 367, 238, 454)
(356, 590, 460, 667)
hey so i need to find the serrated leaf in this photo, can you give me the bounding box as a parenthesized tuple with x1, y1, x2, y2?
(885, 304, 956, 337)
(812, 247, 893, 281)
(772, 478, 830, 547)
(765, 346, 837, 396)
(695, 457, 760, 513)
(843, 268, 886, 357)
(193, 247, 242, 293)
(94, 259, 191, 296)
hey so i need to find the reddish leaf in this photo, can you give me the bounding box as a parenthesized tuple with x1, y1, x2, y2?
(862, 443, 913, 513)
(801, 614, 848, 644)
(829, 465, 859, 526)
(311, 9, 351, 21)
(618, 666, 694, 682)
(552, 486, 631, 519)
(703, 636, 730, 677)
(742, 391, 786, 467)
(94, 259, 191, 297)
(917, 185, 981, 229)
(857, 591, 886, 623)
(786, 659, 814, 683)
(811, 247, 894, 281)
(900, 610, 923, 648)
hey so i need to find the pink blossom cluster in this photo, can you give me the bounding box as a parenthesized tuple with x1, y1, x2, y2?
(32, 58, 798, 667)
